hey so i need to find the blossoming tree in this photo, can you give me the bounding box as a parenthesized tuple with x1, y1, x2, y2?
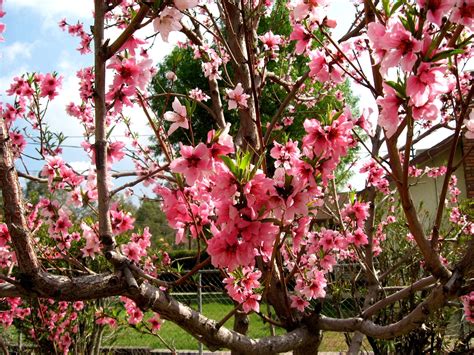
(0, 0, 473, 354)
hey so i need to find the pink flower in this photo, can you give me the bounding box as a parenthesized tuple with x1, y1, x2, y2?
(170, 143, 211, 185)
(451, 0, 474, 30)
(165, 71, 177, 81)
(290, 24, 311, 54)
(461, 291, 474, 323)
(72, 301, 84, 311)
(342, 201, 369, 228)
(379, 21, 422, 73)
(174, 0, 199, 10)
(40, 73, 63, 100)
(407, 63, 451, 108)
(207, 226, 256, 271)
(108, 141, 126, 164)
(296, 270, 327, 300)
(290, 295, 309, 312)
(351, 228, 369, 246)
(153, 7, 183, 42)
(242, 294, 261, 313)
(123, 242, 143, 263)
(377, 84, 402, 138)
(367, 22, 387, 63)
(226, 83, 250, 110)
(259, 31, 282, 51)
(418, 0, 455, 26)
(309, 49, 344, 83)
(148, 313, 162, 333)
(164, 98, 189, 135)
(111, 209, 135, 234)
(189, 88, 210, 102)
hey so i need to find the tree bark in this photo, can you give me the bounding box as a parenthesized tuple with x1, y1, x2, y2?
(221, 0, 260, 151)
(231, 310, 250, 355)
(293, 331, 321, 355)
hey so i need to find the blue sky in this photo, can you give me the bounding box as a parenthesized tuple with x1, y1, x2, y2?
(1, 0, 411, 193)
(1, 1, 94, 175)
(0, 0, 372, 192)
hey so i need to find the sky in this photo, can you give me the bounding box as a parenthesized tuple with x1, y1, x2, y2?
(0, 0, 181, 197)
(0, 0, 447, 195)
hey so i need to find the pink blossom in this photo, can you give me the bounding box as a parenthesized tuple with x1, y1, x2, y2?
(377, 84, 402, 138)
(148, 313, 162, 332)
(451, 0, 474, 30)
(111, 209, 135, 235)
(189, 88, 210, 102)
(40, 73, 63, 100)
(270, 140, 300, 169)
(174, 0, 199, 10)
(308, 50, 343, 83)
(242, 294, 261, 313)
(165, 71, 177, 81)
(226, 83, 250, 110)
(170, 143, 211, 185)
(123, 242, 143, 263)
(80, 223, 100, 259)
(207, 226, 256, 271)
(461, 291, 474, 323)
(9, 131, 27, 156)
(407, 63, 451, 108)
(378, 21, 422, 73)
(259, 31, 282, 51)
(418, 0, 455, 26)
(296, 270, 327, 300)
(367, 22, 388, 63)
(164, 98, 189, 135)
(290, 295, 309, 312)
(290, 25, 312, 54)
(153, 7, 183, 42)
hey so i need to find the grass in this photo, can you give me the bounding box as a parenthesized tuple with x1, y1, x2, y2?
(108, 301, 352, 352)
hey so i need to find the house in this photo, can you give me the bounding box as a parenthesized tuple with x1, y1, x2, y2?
(409, 133, 473, 226)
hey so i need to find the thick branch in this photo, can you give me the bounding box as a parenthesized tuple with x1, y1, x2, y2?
(317, 281, 453, 338)
(0, 121, 40, 275)
(94, 0, 115, 251)
(106, 4, 150, 59)
(361, 276, 436, 318)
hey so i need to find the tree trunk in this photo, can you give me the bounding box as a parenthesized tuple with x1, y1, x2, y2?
(221, 0, 260, 152)
(231, 310, 250, 355)
(293, 331, 321, 355)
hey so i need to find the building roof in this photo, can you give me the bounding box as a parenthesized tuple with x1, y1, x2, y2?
(410, 135, 455, 166)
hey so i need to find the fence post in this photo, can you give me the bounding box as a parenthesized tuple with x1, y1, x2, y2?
(198, 270, 203, 355)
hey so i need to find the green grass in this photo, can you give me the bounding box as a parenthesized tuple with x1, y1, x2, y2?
(108, 301, 352, 352)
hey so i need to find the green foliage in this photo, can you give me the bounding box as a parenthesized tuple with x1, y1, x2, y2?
(134, 199, 175, 250)
(149, 2, 359, 148)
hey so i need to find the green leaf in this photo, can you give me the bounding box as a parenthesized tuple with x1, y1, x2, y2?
(382, 0, 390, 16)
(107, 125, 116, 139)
(385, 80, 406, 97)
(239, 151, 253, 171)
(405, 13, 415, 33)
(249, 154, 265, 180)
(429, 49, 465, 62)
(220, 155, 239, 177)
(391, 0, 404, 15)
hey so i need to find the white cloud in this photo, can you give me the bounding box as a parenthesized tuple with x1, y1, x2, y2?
(10, 0, 93, 20)
(69, 160, 91, 172)
(1, 41, 37, 63)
